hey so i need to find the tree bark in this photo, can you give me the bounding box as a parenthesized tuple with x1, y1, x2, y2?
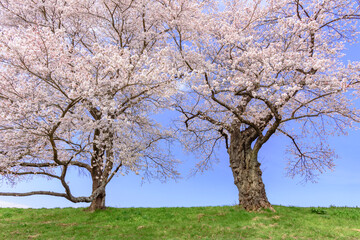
(87, 127, 107, 211)
(88, 177, 106, 211)
(228, 128, 273, 211)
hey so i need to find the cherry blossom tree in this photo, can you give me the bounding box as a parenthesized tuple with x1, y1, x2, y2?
(173, 0, 360, 211)
(0, 0, 188, 210)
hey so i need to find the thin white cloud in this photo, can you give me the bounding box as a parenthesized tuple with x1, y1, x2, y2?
(0, 200, 30, 208)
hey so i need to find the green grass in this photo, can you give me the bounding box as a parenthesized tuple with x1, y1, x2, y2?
(0, 205, 360, 239)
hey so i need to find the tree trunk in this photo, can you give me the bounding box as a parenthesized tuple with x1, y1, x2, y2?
(88, 154, 106, 211)
(228, 129, 273, 211)
(88, 127, 107, 211)
(88, 191, 106, 211)
(88, 178, 106, 211)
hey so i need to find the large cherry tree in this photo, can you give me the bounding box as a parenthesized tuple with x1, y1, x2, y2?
(173, 0, 360, 211)
(0, 0, 189, 210)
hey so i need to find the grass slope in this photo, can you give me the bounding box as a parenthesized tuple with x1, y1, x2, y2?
(0, 205, 360, 239)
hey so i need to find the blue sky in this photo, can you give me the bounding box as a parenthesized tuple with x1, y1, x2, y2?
(1, 36, 360, 210)
(1, 128, 360, 209)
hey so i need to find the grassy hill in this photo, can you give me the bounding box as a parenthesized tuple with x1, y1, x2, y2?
(0, 205, 359, 239)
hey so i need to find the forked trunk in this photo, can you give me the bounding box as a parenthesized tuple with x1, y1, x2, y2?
(228, 129, 273, 211)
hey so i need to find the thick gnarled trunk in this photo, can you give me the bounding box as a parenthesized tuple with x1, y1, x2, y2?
(88, 177, 106, 211)
(89, 192, 106, 211)
(228, 129, 272, 211)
